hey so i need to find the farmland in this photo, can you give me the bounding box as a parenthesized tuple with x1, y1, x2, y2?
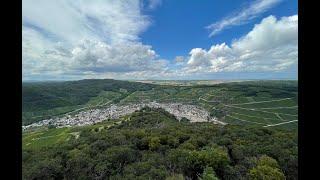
(116, 80, 298, 129)
(23, 80, 298, 130)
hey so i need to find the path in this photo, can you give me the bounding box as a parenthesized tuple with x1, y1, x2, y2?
(229, 98, 292, 105)
(198, 97, 220, 103)
(259, 106, 297, 110)
(275, 113, 284, 121)
(263, 120, 298, 127)
(198, 96, 298, 128)
(226, 115, 267, 125)
(230, 112, 279, 120)
(223, 104, 298, 117)
(65, 106, 88, 115)
(31, 133, 65, 141)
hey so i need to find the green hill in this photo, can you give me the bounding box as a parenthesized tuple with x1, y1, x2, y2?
(22, 108, 297, 180)
(22, 79, 298, 130)
(22, 79, 155, 125)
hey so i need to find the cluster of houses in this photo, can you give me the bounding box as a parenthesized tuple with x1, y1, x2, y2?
(22, 102, 225, 131)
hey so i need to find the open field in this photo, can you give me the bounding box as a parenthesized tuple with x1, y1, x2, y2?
(22, 127, 71, 150)
(22, 116, 130, 150)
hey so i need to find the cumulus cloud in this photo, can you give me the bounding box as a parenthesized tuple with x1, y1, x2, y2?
(186, 15, 298, 73)
(23, 36, 168, 80)
(22, 0, 297, 81)
(174, 56, 185, 63)
(207, 0, 283, 37)
(70, 40, 167, 73)
(22, 0, 167, 80)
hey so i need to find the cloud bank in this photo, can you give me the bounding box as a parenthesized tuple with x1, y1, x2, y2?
(23, 0, 165, 80)
(22, 0, 297, 81)
(186, 15, 297, 74)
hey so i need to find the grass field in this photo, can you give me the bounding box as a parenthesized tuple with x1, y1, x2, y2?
(22, 116, 131, 150)
(22, 127, 71, 150)
(85, 91, 123, 107)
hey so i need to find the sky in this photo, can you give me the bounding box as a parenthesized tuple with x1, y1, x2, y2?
(22, 0, 298, 81)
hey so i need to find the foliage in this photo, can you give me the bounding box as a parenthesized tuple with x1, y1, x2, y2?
(201, 166, 219, 180)
(22, 79, 155, 125)
(248, 155, 286, 180)
(23, 108, 298, 179)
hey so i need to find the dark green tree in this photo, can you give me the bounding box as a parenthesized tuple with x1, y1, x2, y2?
(248, 155, 285, 180)
(201, 166, 219, 180)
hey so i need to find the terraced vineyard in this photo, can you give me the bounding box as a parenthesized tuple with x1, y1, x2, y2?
(198, 83, 297, 129)
(23, 80, 297, 130)
(116, 81, 298, 129)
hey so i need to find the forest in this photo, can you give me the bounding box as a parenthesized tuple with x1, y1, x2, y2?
(23, 107, 297, 180)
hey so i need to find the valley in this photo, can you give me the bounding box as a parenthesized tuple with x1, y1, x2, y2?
(23, 102, 226, 131)
(22, 79, 298, 180)
(22, 79, 298, 130)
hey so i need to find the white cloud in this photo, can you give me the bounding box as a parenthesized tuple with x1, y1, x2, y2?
(70, 39, 167, 73)
(22, 27, 69, 77)
(22, 0, 166, 80)
(207, 0, 283, 37)
(186, 15, 298, 73)
(22, 0, 150, 44)
(22, 0, 297, 81)
(23, 36, 168, 79)
(174, 56, 185, 63)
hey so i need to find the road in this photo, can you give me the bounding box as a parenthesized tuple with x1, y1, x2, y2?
(223, 104, 298, 117)
(263, 120, 298, 127)
(229, 98, 293, 105)
(226, 115, 267, 125)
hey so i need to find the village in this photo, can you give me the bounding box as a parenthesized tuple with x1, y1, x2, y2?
(22, 102, 226, 131)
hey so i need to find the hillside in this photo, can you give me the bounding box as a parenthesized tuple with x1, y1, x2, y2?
(22, 79, 155, 125)
(22, 79, 298, 179)
(22, 108, 297, 180)
(23, 79, 298, 130)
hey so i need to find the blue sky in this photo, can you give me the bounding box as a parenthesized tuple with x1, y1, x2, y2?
(141, 0, 297, 60)
(22, 0, 298, 81)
